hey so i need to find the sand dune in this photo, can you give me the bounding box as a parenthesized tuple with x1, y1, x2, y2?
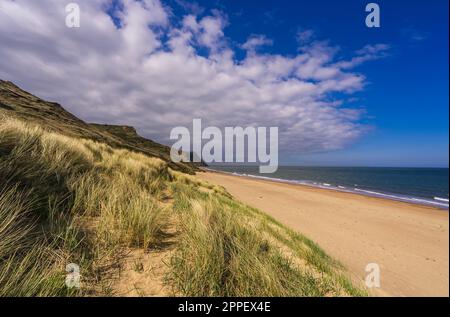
(197, 171, 449, 297)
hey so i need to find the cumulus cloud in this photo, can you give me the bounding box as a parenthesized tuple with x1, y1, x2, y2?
(0, 0, 388, 154)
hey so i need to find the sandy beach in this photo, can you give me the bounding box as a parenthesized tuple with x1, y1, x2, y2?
(197, 170, 449, 297)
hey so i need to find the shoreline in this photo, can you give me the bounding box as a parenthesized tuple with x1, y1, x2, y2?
(201, 167, 449, 210)
(197, 170, 449, 296)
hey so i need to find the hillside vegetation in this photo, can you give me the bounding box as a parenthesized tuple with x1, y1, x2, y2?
(0, 80, 197, 174)
(0, 81, 365, 296)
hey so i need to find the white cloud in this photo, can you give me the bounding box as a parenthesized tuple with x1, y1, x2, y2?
(175, 0, 204, 16)
(296, 29, 315, 44)
(0, 0, 388, 154)
(401, 27, 428, 42)
(337, 44, 390, 69)
(241, 34, 273, 53)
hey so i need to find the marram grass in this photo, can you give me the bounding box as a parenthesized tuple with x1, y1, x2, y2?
(0, 116, 365, 296)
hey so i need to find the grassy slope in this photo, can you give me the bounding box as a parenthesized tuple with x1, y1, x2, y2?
(0, 82, 365, 296)
(0, 80, 196, 174)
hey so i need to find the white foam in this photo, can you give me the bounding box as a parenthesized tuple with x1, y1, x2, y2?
(208, 168, 449, 209)
(434, 197, 449, 202)
(410, 198, 448, 207)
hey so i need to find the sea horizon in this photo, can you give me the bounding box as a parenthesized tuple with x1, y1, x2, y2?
(207, 165, 450, 209)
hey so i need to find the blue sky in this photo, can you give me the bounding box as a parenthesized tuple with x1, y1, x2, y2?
(0, 0, 448, 167)
(166, 0, 449, 167)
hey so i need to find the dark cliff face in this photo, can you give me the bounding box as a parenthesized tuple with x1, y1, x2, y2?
(0, 79, 199, 174)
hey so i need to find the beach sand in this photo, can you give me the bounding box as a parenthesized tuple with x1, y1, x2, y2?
(197, 170, 449, 297)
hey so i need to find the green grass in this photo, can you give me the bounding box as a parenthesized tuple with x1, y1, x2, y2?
(0, 185, 75, 296)
(0, 113, 366, 297)
(0, 117, 169, 295)
(167, 174, 367, 296)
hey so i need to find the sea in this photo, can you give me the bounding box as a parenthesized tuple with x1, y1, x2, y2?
(208, 165, 449, 209)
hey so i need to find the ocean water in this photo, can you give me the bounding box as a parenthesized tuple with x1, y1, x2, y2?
(208, 166, 449, 209)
